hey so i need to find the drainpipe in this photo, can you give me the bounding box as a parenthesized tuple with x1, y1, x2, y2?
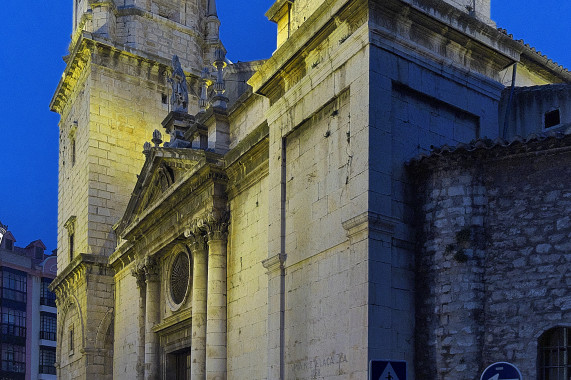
(502, 62, 518, 139)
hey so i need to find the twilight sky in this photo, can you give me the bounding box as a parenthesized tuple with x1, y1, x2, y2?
(0, 0, 569, 252)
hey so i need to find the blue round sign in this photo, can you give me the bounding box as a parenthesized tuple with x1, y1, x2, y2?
(480, 362, 522, 380)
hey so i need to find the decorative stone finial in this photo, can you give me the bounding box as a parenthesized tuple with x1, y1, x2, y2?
(207, 0, 218, 17)
(211, 47, 228, 109)
(199, 67, 212, 113)
(143, 142, 151, 156)
(168, 55, 189, 113)
(152, 130, 163, 147)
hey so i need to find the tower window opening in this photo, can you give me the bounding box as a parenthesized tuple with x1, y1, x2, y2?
(71, 138, 76, 166)
(545, 109, 561, 129)
(69, 233, 75, 262)
(162, 93, 168, 104)
(69, 327, 74, 355)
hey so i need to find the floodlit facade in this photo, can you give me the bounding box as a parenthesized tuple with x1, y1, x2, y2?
(49, 0, 570, 379)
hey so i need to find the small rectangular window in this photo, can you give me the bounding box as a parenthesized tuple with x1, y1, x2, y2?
(5, 239, 13, 251)
(40, 278, 56, 307)
(69, 233, 75, 262)
(69, 327, 74, 355)
(71, 138, 76, 166)
(545, 109, 561, 129)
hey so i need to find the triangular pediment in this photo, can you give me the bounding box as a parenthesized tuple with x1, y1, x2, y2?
(118, 148, 209, 235)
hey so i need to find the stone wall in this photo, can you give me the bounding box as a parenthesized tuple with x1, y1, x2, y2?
(227, 171, 270, 379)
(412, 137, 571, 379)
(483, 148, 571, 377)
(113, 265, 143, 378)
(413, 157, 487, 379)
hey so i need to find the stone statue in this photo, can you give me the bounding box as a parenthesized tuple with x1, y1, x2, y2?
(169, 55, 189, 113)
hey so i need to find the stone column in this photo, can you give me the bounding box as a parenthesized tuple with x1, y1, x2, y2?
(203, 214, 228, 380)
(132, 263, 148, 380)
(143, 256, 160, 380)
(186, 230, 208, 379)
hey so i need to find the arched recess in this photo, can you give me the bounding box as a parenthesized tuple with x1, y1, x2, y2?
(57, 293, 86, 375)
(95, 308, 114, 349)
(58, 293, 86, 350)
(95, 307, 114, 380)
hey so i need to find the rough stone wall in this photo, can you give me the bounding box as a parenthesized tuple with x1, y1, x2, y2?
(483, 151, 571, 377)
(414, 158, 487, 379)
(413, 148, 571, 379)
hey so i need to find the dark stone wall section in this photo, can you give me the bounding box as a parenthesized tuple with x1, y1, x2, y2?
(411, 147, 571, 379)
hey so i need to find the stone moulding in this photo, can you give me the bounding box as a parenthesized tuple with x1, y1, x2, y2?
(262, 253, 287, 275)
(109, 153, 229, 270)
(342, 211, 399, 241)
(50, 32, 196, 115)
(250, 0, 367, 98)
(49, 253, 111, 295)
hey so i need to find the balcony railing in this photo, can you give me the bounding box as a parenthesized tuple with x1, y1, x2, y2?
(39, 364, 57, 375)
(40, 330, 56, 341)
(40, 296, 56, 307)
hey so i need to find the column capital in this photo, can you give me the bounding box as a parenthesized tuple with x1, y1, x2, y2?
(184, 223, 208, 252)
(131, 255, 160, 286)
(131, 264, 146, 288)
(196, 210, 229, 242)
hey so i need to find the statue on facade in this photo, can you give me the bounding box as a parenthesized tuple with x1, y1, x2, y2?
(169, 55, 189, 113)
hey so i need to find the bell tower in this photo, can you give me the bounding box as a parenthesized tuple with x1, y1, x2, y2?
(49, 0, 222, 378)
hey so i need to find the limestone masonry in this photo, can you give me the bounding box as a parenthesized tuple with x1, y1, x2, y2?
(49, 0, 570, 379)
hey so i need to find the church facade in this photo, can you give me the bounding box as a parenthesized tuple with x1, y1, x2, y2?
(49, 0, 570, 379)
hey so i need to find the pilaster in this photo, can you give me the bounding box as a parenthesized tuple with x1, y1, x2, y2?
(262, 253, 286, 380)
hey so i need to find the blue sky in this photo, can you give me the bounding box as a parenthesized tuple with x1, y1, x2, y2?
(0, 0, 569, 252)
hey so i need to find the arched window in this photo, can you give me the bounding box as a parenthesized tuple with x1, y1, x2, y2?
(538, 327, 570, 379)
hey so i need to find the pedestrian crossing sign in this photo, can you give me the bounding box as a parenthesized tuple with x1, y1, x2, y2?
(370, 360, 407, 380)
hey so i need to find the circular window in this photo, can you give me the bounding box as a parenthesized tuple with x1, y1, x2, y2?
(169, 251, 190, 306)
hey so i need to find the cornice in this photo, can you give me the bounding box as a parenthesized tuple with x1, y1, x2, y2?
(251, 0, 569, 103)
(48, 253, 111, 294)
(342, 211, 399, 239)
(152, 308, 192, 334)
(50, 32, 197, 115)
(250, 0, 362, 98)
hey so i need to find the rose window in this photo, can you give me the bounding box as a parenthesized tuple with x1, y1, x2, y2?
(170, 251, 190, 305)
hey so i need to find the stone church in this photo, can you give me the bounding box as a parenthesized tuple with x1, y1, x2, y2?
(48, 0, 570, 379)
